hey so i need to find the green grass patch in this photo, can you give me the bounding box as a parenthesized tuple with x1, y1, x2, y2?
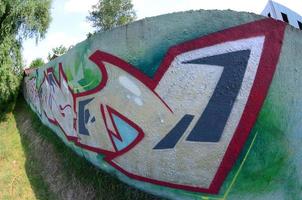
(0, 96, 160, 200)
(0, 112, 54, 200)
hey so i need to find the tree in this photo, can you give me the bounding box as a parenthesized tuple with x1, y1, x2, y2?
(87, 0, 136, 32)
(0, 0, 52, 118)
(29, 58, 45, 68)
(47, 45, 67, 61)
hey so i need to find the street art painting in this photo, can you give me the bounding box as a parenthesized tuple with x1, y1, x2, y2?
(23, 10, 302, 200)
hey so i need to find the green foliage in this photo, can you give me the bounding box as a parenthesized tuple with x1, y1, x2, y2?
(0, 0, 52, 41)
(0, 0, 52, 117)
(86, 32, 94, 38)
(29, 58, 45, 68)
(87, 0, 136, 31)
(47, 45, 67, 61)
(0, 65, 21, 119)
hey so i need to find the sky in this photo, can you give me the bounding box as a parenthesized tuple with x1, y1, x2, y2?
(22, 0, 302, 66)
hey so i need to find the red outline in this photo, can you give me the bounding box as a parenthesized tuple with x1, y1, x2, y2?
(89, 52, 173, 113)
(93, 19, 286, 194)
(104, 105, 145, 158)
(39, 61, 113, 154)
(100, 104, 118, 152)
(39, 61, 145, 160)
(36, 18, 286, 194)
(100, 104, 145, 155)
(205, 19, 285, 194)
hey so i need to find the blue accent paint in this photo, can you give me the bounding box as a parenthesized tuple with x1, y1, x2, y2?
(154, 115, 194, 149)
(85, 109, 90, 124)
(78, 98, 94, 135)
(48, 74, 56, 87)
(184, 50, 251, 142)
(112, 114, 138, 151)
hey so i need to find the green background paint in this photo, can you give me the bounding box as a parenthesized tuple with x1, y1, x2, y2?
(23, 10, 302, 200)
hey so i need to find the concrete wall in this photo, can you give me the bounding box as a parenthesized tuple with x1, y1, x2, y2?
(23, 10, 302, 199)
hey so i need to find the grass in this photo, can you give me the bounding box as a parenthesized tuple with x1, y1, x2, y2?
(0, 96, 161, 200)
(0, 110, 54, 200)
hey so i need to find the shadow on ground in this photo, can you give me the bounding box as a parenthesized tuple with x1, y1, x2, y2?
(13, 95, 162, 200)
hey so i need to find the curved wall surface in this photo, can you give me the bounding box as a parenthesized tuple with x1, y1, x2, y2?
(23, 10, 302, 199)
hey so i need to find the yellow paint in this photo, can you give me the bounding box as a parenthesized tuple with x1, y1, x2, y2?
(68, 79, 95, 91)
(199, 131, 259, 200)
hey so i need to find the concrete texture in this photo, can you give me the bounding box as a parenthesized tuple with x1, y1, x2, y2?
(23, 9, 302, 200)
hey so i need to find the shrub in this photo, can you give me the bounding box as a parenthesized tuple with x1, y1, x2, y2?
(0, 64, 22, 119)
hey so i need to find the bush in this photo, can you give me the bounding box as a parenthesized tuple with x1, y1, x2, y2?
(0, 0, 52, 119)
(0, 65, 22, 119)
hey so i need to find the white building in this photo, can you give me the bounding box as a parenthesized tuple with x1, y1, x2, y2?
(261, 0, 302, 30)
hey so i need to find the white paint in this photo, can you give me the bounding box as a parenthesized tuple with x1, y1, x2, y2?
(134, 97, 144, 106)
(119, 76, 142, 96)
(150, 36, 265, 187)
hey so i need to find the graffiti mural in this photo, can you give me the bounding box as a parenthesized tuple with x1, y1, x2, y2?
(24, 11, 302, 199)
